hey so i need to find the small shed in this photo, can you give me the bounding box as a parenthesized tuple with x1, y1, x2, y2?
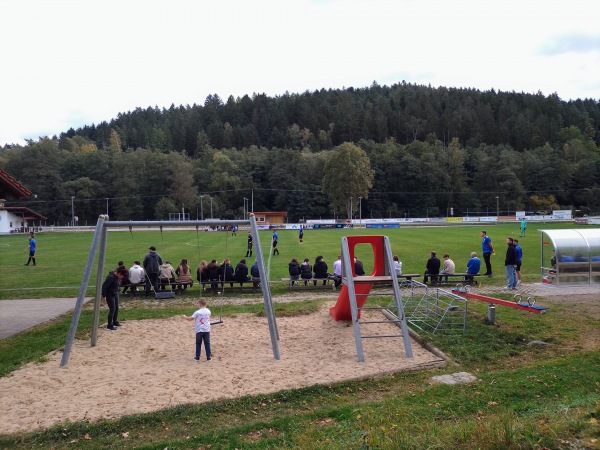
(252, 211, 288, 225)
(540, 228, 600, 285)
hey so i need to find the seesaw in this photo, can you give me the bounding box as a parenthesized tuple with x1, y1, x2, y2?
(451, 285, 548, 323)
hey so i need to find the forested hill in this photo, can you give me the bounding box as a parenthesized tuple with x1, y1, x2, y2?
(1, 82, 600, 225)
(69, 82, 599, 153)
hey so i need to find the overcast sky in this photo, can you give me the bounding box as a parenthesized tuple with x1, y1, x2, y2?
(1, 0, 599, 146)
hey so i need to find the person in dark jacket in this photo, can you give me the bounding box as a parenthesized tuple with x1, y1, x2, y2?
(288, 258, 301, 286)
(313, 255, 328, 285)
(300, 258, 313, 285)
(423, 251, 441, 285)
(143, 246, 163, 297)
(207, 259, 220, 291)
(220, 258, 235, 288)
(234, 259, 249, 286)
(196, 260, 210, 290)
(101, 265, 129, 330)
(504, 237, 518, 289)
(250, 261, 261, 288)
(354, 258, 366, 276)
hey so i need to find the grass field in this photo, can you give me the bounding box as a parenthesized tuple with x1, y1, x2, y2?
(0, 222, 575, 299)
(0, 222, 599, 448)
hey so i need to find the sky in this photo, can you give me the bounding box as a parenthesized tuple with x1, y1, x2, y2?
(1, 0, 599, 146)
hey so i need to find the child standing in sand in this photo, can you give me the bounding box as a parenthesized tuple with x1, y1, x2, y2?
(182, 299, 212, 361)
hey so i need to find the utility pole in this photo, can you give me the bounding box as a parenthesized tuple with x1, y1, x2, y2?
(71, 196, 75, 229)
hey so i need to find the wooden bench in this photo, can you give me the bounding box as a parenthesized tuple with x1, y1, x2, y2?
(157, 280, 193, 293)
(121, 282, 145, 295)
(281, 277, 336, 290)
(397, 273, 421, 281)
(426, 273, 483, 286)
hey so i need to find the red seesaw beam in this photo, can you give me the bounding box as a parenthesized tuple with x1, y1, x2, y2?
(451, 290, 548, 314)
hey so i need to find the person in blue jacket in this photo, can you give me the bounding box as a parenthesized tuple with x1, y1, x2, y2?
(465, 252, 481, 284)
(480, 230, 495, 277)
(514, 239, 523, 285)
(24, 236, 37, 266)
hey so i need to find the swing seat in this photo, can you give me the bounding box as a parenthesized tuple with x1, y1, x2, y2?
(155, 291, 175, 300)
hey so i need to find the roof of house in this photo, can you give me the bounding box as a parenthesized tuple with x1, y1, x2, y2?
(3, 206, 47, 220)
(0, 168, 32, 199)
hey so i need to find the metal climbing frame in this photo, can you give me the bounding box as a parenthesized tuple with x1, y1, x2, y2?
(60, 215, 280, 367)
(341, 235, 413, 362)
(395, 281, 467, 334)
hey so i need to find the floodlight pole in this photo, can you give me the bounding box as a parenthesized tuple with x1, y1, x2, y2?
(71, 196, 75, 229)
(358, 196, 362, 228)
(495, 196, 500, 223)
(199, 195, 205, 220)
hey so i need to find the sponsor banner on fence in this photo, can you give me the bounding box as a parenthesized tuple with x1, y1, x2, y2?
(366, 223, 400, 229)
(480, 216, 498, 222)
(313, 223, 354, 229)
(446, 217, 463, 222)
(463, 217, 480, 222)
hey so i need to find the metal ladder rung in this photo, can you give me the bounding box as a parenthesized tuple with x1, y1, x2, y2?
(358, 319, 403, 324)
(357, 306, 390, 310)
(361, 334, 404, 339)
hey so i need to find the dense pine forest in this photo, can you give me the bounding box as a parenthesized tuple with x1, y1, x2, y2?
(1, 82, 599, 225)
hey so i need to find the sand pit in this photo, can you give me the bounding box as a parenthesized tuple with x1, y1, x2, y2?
(0, 303, 445, 434)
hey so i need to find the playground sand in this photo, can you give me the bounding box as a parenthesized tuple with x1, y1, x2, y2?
(0, 302, 445, 434)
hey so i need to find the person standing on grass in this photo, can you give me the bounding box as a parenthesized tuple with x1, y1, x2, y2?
(101, 265, 129, 330)
(520, 218, 527, 237)
(182, 299, 212, 362)
(272, 229, 280, 255)
(246, 231, 253, 257)
(481, 230, 495, 277)
(24, 236, 37, 266)
(299, 226, 304, 244)
(504, 237, 518, 290)
(514, 239, 523, 285)
(143, 246, 163, 296)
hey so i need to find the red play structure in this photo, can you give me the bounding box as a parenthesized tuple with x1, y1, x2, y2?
(329, 235, 387, 321)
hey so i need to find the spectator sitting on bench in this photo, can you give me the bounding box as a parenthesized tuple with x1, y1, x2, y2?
(251, 260, 261, 288)
(423, 251, 441, 285)
(207, 259, 220, 291)
(393, 255, 403, 276)
(313, 255, 329, 285)
(196, 260, 210, 289)
(354, 257, 366, 276)
(220, 258, 235, 288)
(125, 260, 145, 294)
(300, 258, 313, 286)
(288, 258, 301, 286)
(159, 261, 176, 290)
(235, 258, 250, 287)
(465, 252, 481, 283)
(332, 255, 342, 288)
(439, 253, 456, 283)
(175, 258, 193, 290)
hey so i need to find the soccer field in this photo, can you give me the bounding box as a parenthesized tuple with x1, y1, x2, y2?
(0, 222, 578, 299)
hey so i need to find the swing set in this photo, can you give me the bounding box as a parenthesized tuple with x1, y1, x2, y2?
(60, 214, 279, 367)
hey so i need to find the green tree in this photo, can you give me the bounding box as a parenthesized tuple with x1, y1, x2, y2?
(322, 142, 374, 218)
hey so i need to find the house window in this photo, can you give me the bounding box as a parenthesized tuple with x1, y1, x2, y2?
(259, 217, 265, 222)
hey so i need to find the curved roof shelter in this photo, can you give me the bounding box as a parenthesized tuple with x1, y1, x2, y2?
(540, 228, 600, 285)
